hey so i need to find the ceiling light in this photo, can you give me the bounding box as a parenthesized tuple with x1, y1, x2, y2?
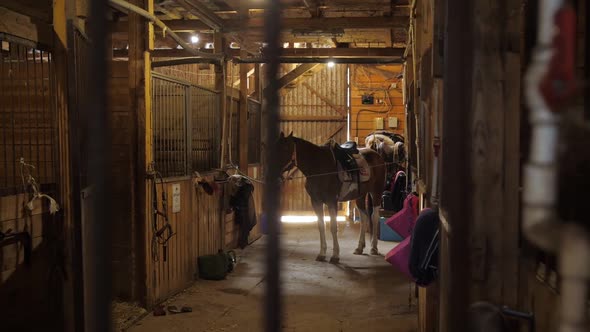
(327, 61, 335, 68)
(190, 35, 199, 44)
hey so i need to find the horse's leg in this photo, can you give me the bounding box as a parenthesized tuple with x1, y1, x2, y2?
(327, 202, 340, 263)
(370, 193, 382, 255)
(354, 197, 368, 255)
(311, 199, 327, 261)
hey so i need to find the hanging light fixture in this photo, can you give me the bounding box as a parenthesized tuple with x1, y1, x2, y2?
(190, 35, 199, 44)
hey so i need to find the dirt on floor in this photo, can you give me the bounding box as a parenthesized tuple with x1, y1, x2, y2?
(126, 223, 418, 332)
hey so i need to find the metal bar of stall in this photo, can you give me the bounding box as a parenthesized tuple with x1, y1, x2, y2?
(263, 0, 282, 331)
(9, 42, 17, 186)
(0, 44, 6, 188)
(85, 0, 112, 330)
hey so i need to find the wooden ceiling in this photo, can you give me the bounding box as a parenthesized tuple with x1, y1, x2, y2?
(112, 0, 410, 56)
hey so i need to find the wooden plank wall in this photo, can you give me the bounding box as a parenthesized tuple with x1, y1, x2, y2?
(0, 194, 65, 329)
(153, 61, 216, 89)
(350, 64, 405, 144)
(148, 179, 193, 304)
(145, 174, 226, 306)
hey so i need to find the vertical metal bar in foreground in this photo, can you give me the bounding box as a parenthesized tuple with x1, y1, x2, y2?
(86, 0, 112, 330)
(263, 0, 282, 331)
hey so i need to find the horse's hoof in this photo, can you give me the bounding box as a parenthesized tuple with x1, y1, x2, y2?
(353, 248, 364, 255)
(370, 248, 379, 255)
(329, 257, 340, 264)
(316, 255, 326, 262)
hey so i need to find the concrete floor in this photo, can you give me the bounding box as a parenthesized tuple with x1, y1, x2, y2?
(129, 223, 418, 332)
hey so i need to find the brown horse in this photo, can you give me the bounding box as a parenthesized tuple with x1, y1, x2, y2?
(276, 132, 387, 263)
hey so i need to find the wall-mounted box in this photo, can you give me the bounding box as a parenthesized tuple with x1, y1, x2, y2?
(388, 117, 398, 128)
(374, 117, 384, 130)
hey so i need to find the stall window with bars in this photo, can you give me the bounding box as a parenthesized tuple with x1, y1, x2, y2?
(152, 73, 222, 177)
(0, 36, 57, 195)
(191, 86, 220, 171)
(228, 96, 240, 166)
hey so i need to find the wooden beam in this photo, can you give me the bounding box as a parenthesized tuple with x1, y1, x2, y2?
(0, 7, 53, 45)
(114, 47, 405, 58)
(239, 49, 249, 170)
(275, 64, 320, 91)
(302, 0, 319, 17)
(215, 32, 228, 168)
(111, 16, 409, 33)
(279, 115, 346, 122)
(154, 4, 183, 19)
(128, 0, 149, 307)
(0, 0, 53, 23)
(173, 0, 225, 30)
(301, 82, 347, 116)
(326, 124, 345, 140)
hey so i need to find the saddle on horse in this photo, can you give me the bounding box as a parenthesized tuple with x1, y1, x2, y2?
(328, 140, 370, 200)
(334, 141, 360, 173)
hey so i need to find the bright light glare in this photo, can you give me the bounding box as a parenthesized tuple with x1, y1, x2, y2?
(190, 35, 199, 44)
(281, 215, 347, 224)
(327, 61, 336, 68)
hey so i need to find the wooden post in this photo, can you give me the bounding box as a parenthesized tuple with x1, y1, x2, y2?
(128, 0, 149, 306)
(439, 0, 473, 331)
(438, 1, 523, 330)
(239, 49, 249, 171)
(215, 32, 227, 168)
(254, 64, 261, 100)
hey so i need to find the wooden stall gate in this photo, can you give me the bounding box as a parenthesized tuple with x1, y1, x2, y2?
(147, 72, 225, 305)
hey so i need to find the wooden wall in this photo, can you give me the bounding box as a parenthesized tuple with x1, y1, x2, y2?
(350, 64, 405, 144)
(153, 61, 216, 89)
(0, 194, 64, 329)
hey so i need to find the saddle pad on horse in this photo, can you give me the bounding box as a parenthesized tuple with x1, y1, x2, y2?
(337, 154, 370, 183)
(337, 154, 370, 201)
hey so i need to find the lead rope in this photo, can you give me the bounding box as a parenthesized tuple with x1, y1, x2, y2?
(149, 163, 175, 262)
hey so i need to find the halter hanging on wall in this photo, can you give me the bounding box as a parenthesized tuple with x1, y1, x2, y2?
(148, 162, 175, 262)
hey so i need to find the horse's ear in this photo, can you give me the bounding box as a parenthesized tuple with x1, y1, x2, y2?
(288, 131, 293, 137)
(279, 132, 285, 138)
